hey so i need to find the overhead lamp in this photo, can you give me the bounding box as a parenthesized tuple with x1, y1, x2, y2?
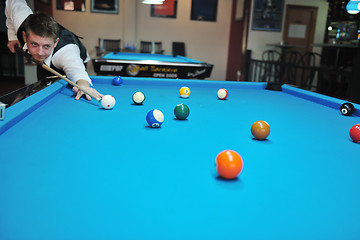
(346, 0, 360, 14)
(142, 0, 164, 4)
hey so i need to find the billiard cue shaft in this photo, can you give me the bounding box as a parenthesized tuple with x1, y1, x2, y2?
(15, 46, 101, 101)
(40, 64, 101, 101)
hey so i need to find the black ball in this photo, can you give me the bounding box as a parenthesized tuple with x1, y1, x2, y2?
(340, 102, 355, 116)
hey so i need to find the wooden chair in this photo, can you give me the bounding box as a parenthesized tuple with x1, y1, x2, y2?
(95, 38, 121, 56)
(261, 50, 281, 82)
(172, 42, 186, 56)
(140, 41, 164, 54)
(282, 51, 302, 86)
(299, 52, 322, 90)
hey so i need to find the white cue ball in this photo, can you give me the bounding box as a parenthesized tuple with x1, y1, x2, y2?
(132, 91, 145, 105)
(101, 95, 116, 109)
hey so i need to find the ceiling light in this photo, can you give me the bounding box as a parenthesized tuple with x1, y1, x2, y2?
(142, 0, 165, 4)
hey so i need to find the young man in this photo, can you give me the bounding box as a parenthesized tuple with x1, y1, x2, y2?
(5, 0, 103, 101)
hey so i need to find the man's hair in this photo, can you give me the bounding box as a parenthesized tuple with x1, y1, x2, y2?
(24, 12, 60, 42)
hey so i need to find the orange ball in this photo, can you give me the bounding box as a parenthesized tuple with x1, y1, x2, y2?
(216, 150, 243, 179)
(251, 120, 270, 140)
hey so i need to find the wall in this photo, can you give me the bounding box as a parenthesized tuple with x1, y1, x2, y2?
(48, 0, 328, 79)
(52, 0, 232, 80)
(52, 0, 126, 58)
(135, 1, 232, 80)
(247, 0, 329, 60)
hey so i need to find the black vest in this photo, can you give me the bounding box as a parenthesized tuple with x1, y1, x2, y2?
(17, 15, 88, 80)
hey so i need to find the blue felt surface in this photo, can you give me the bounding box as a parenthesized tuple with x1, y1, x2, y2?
(0, 77, 359, 240)
(102, 52, 202, 63)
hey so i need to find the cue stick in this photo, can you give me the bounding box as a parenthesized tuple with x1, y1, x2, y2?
(15, 46, 102, 101)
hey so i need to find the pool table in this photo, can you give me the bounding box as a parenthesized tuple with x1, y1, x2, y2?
(92, 52, 213, 79)
(0, 76, 360, 240)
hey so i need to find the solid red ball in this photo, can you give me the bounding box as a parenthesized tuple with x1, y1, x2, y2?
(349, 124, 360, 143)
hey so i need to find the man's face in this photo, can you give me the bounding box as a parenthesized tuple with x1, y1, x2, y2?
(22, 31, 59, 62)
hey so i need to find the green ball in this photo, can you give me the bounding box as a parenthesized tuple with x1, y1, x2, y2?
(174, 103, 190, 120)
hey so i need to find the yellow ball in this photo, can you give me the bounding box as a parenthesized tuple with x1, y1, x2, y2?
(179, 86, 191, 98)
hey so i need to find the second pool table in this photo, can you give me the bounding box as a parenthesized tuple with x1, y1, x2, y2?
(92, 52, 213, 79)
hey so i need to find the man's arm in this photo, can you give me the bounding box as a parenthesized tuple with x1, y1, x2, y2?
(51, 44, 91, 84)
(51, 44, 103, 101)
(5, 0, 33, 52)
(73, 79, 103, 101)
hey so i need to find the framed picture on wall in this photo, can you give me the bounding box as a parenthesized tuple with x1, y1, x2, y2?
(39, 0, 51, 5)
(151, 0, 177, 18)
(191, 0, 218, 22)
(252, 0, 284, 31)
(91, 0, 118, 14)
(56, 0, 85, 11)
